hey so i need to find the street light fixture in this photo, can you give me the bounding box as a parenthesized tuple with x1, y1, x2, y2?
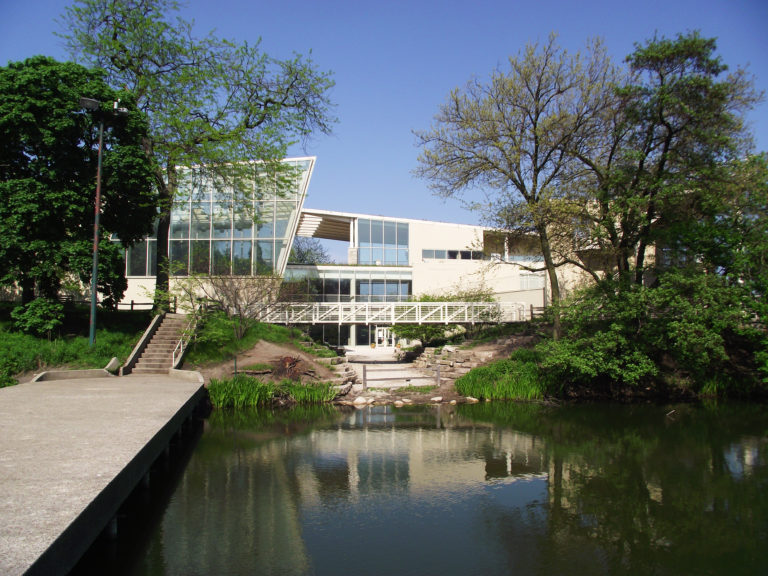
(80, 97, 129, 346)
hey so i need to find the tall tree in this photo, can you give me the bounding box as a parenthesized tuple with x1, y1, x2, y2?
(569, 32, 761, 289)
(0, 56, 156, 305)
(61, 0, 335, 309)
(415, 35, 617, 338)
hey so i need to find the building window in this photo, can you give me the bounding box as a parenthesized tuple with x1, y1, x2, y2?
(357, 219, 409, 265)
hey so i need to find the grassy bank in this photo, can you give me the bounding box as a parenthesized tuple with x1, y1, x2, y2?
(185, 312, 339, 365)
(0, 306, 150, 387)
(207, 374, 337, 408)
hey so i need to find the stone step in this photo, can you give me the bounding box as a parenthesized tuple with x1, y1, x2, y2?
(131, 367, 169, 374)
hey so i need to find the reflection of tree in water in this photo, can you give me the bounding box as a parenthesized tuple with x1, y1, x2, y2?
(459, 402, 768, 575)
(140, 406, 345, 575)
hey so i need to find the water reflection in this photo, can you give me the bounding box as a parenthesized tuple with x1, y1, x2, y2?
(122, 402, 767, 576)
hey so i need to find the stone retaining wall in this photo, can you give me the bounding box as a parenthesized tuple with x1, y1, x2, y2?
(413, 345, 500, 382)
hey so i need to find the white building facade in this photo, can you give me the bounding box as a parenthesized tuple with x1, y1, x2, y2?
(117, 157, 559, 346)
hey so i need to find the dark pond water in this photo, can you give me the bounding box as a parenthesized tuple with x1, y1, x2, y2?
(74, 402, 768, 576)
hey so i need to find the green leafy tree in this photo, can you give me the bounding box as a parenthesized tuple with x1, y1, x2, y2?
(569, 32, 761, 288)
(0, 56, 157, 304)
(415, 34, 618, 338)
(61, 0, 335, 310)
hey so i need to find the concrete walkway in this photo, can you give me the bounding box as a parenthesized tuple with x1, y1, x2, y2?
(344, 346, 436, 389)
(0, 373, 205, 576)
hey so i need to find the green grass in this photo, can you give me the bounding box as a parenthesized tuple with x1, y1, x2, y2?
(394, 384, 437, 393)
(0, 322, 144, 387)
(240, 362, 273, 372)
(455, 349, 547, 401)
(207, 374, 337, 408)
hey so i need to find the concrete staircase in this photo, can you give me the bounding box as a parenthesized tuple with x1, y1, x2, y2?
(132, 313, 189, 374)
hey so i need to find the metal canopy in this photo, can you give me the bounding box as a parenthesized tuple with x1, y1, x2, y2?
(296, 209, 353, 241)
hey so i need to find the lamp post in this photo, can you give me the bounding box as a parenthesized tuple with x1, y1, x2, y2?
(80, 97, 128, 346)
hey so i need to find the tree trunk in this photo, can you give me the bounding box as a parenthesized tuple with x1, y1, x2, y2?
(538, 227, 562, 340)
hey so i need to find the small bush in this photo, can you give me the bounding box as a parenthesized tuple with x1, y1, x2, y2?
(11, 299, 64, 338)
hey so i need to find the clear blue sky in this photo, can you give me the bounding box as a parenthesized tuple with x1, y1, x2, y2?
(2, 0, 766, 233)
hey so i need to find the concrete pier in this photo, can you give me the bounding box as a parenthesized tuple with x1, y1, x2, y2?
(0, 373, 206, 576)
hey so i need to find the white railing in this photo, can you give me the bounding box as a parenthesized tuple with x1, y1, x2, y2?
(256, 301, 530, 325)
(172, 314, 198, 369)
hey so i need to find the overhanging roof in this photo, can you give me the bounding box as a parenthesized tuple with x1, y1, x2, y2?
(296, 209, 353, 241)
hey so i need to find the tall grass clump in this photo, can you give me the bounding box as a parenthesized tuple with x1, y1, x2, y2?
(279, 379, 337, 404)
(207, 375, 276, 408)
(207, 375, 337, 408)
(455, 349, 546, 401)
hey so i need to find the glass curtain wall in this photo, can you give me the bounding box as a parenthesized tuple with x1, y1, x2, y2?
(123, 158, 313, 278)
(284, 267, 412, 303)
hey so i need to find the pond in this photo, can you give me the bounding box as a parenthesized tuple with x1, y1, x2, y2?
(73, 402, 768, 575)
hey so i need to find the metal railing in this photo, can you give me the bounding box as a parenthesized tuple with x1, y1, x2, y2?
(172, 314, 198, 369)
(256, 301, 532, 325)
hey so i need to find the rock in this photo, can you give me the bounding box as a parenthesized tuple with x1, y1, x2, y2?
(450, 400, 457, 405)
(465, 396, 480, 403)
(353, 396, 369, 405)
(430, 396, 443, 403)
(394, 400, 404, 407)
(402, 398, 413, 404)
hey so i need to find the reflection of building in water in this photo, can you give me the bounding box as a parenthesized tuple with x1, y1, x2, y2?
(155, 406, 548, 573)
(292, 406, 548, 507)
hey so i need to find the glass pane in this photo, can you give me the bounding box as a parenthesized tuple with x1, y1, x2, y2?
(370, 220, 383, 245)
(448, 250, 458, 259)
(371, 280, 385, 302)
(255, 240, 273, 274)
(384, 249, 397, 265)
(127, 241, 148, 276)
(435, 249, 446, 259)
(212, 240, 231, 275)
(397, 222, 409, 248)
(274, 202, 293, 238)
(400, 280, 412, 298)
(190, 240, 210, 274)
(370, 246, 383, 264)
(190, 202, 211, 239)
(340, 279, 351, 296)
(325, 279, 339, 301)
(169, 240, 189, 276)
(170, 202, 189, 239)
(398, 249, 409, 265)
(256, 201, 274, 238)
(358, 219, 370, 247)
(212, 203, 232, 239)
(358, 247, 371, 265)
(384, 221, 396, 248)
(422, 249, 434, 259)
(148, 239, 157, 276)
(232, 241, 251, 275)
(460, 251, 471, 260)
(233, 200, 253, 238)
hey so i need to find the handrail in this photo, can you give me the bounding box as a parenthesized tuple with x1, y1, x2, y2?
(172, 313, 198, 369)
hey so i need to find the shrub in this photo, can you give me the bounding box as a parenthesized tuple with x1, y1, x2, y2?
(11, 299, 64, 338)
